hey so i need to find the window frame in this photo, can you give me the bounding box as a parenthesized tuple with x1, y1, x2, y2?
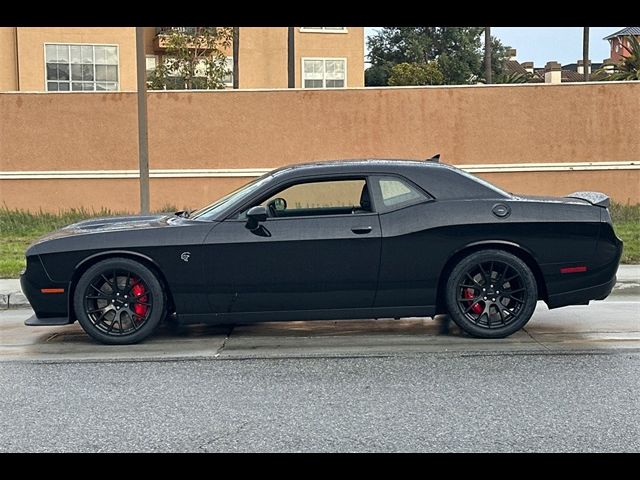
(299, 27, 348, 34)
(226, 174, 377, 221)
(301, 57, 347, 89)
(369, 174, 434, 214)
(43, 42, 120, 93)
(223, 56, 233, 87)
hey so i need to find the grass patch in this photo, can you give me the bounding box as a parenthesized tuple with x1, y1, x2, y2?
(610, 202, 640, 264)
(0, 202, 638, 279)
(0, 205, 177, 278)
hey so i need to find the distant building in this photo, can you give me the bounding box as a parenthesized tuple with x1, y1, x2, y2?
(503, 49, 600, 84)
(604, 27, 640, 62)
(0, 27, 365, 92)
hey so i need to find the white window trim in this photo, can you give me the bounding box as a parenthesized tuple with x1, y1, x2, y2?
(43, 42, 120, 93)
(301, 57, 348, 89)
(299, 27, 348, 34)
(224, 56, 233, 88)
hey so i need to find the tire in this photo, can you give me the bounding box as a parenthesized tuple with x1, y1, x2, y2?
(73, 257, 166, 345)
(445, 249, 538, 338)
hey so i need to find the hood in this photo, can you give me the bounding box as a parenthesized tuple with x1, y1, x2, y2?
(29, 214, 174, 247)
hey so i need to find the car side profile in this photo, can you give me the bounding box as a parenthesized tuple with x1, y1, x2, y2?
(20, 159, 623, 344)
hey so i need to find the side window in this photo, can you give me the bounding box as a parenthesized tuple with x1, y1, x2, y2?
(249, 179, 373, 218)
(375, 176, 430, 211)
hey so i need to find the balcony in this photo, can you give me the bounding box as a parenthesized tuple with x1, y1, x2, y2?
(156, 27, 200, 36)
(154, 27, 209, 51)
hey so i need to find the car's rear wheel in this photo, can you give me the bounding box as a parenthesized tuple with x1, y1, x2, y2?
(73, 257, 165, 345)
(445, 249, 538, 338)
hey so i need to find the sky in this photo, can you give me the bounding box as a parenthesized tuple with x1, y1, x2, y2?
(364, 27, 625, 67)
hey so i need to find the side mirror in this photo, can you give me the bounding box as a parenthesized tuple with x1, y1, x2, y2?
(272, 197, 287, 211)
(245, 205, 268, 231)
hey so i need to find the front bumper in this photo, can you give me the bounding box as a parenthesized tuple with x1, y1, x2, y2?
(20, 255, 72, 325)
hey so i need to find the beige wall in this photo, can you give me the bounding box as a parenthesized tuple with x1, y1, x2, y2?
(7, 27, 137, 92)
(0, 27, 18, 91)
(1, 82, 639, 212)
(1, 27, 365, 92)
(237, 27, 288, 89)
(295, 27, 365, 88)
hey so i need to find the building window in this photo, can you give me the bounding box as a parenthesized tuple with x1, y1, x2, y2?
(160, 57, 232, 90)
(223, 57, 233, 87)
(146, 55, 158, 76)
(45, 44, 118, 92)
(302, 58, 346, 88)
(300, 27, 347, 33)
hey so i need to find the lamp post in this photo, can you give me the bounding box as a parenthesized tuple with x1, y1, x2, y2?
(135, 27, 150, 214)
(484, 26, 492, 84)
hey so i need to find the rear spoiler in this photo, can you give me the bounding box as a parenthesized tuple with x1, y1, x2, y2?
(566, 191, 610, 208)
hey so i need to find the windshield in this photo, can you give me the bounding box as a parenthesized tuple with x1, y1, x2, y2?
(190, 174, 273, 221)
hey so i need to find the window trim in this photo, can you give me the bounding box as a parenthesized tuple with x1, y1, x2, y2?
(224, 56, 233, 87)
(369, 174, 434, 214)
(43, 42, 120, 93)
(299, 27, 348, 34)
(301, 57, 348, 89)
(226, 174, 375, 221)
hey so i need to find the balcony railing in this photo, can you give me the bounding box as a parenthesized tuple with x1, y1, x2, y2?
(156, 27, 201, 36)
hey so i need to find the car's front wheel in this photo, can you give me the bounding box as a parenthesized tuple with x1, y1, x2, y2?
(445, 249, 538, 338)
(73, 257, 166, 345)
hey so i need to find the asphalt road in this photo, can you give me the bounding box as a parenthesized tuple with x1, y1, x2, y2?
(0, 294, 638, 452)
(1, 353, 639, 452)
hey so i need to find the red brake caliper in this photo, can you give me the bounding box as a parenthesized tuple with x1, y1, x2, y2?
(464, 288, 483, 315)
(131, 278, 148, 318)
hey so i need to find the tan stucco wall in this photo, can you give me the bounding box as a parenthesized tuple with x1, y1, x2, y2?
(13, 27, 137, 91)
(295, 27, 365, 88)
(0, 27, 18, 91)
(237, 27, 288, 89)
(1, 92, 138, 171)
(143, 27, 156, 55)
(1, 82, 639, 211)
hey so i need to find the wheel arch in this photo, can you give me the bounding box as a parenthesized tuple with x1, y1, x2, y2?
(68, 250, 176, 321)
(435, 240, 548, 313)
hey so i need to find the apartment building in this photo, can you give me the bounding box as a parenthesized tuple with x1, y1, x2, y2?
(0, 27, 365, 92)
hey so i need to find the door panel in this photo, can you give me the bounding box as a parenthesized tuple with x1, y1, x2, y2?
(203, 214, 382, 313)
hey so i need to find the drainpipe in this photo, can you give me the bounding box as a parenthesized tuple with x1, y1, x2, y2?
(14, 27, 20, 90)
(233, 27, 239, 89)
(287, 27, 295, 88)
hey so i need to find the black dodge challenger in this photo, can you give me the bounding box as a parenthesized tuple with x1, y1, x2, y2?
(21, 159, 623, 344)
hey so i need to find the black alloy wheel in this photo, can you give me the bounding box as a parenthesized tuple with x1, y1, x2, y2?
(445, 249, 538, 338)
(74, 258, 165, 345)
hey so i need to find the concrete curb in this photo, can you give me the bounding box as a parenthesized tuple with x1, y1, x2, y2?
(1, 265, 638, 310)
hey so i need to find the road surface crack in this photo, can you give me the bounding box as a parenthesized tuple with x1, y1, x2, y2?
(214, 325, 234, 357)
(199, 421, 250, 452)
(522, 327, 551, 351)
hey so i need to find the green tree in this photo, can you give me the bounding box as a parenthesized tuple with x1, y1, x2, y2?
(388, 62, 444, 86)
(366, 27, 510, 86)
(365, 64, 390, 86)
(148, 27, 233, 90)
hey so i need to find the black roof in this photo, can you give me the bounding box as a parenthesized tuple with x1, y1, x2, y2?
(273, 159, 449, 177)
(271, 159, 511, 201)
(604, 27, 640, 40)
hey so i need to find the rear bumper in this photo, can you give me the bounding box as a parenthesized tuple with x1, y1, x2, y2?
(547, 275, 617, 309)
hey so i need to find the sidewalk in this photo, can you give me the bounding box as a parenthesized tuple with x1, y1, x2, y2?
(2, 265, 638, 310)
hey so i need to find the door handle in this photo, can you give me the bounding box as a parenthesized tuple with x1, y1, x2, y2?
(351, 226, 373, 234)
